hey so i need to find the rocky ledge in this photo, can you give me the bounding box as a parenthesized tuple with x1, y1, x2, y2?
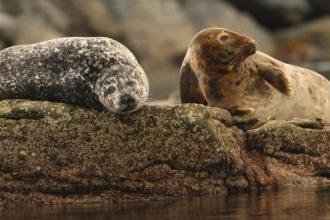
(0, 100, 330, 204)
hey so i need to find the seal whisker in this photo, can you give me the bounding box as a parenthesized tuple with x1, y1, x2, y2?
(229, 54, 240, 66)
(98, 108, 111, 118)
(223, 53, 237, 63)
(146, 97, 159, 102)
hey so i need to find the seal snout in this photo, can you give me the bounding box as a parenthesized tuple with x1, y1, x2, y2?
(119, 94, 138, 112)
(247, 39, 257, 55)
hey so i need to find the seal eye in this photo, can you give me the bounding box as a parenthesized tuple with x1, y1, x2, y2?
(219, 35, 229, 42)
(104, 86, 116, 96)
(110, 70, 120, 76)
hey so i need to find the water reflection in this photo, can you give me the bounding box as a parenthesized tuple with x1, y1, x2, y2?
(2, 186, 330, 219)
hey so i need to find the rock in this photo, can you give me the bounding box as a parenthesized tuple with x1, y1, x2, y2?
(0, 0, 66, 45)
(180, 0, 275, 54)
(228, 0, 310, 29)
(0, 100, 244, 203)
(108, 0, 195, 99)
(1, 100, 330, 203)
(246, 119, 330, 186)
(308, 0, 330, 14)
(0, 0, 121, 45)
(275, 17, 330, 62)
(109, 0, 194, 65)
(52, 0, 121, 38)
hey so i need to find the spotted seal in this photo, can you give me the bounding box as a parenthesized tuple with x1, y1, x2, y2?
(0, 37, 149, 114)
(180, 27, 330, 122)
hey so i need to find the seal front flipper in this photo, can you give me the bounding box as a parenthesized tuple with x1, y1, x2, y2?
(230, 107, 254, 116)
(257, 62, 293, 96)
(180, 61, 207, 105)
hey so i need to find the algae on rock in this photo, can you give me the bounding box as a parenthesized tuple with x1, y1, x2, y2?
(0, 100, 245, 203)
(1, 100, 330, 203)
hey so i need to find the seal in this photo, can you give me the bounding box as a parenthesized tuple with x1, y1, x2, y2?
(180, 27, 330, 122)
(0, 37, 149, 114)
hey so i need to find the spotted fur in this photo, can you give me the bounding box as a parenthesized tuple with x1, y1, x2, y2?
(0, 37, 149, 113)
(180, 27, 330, 122)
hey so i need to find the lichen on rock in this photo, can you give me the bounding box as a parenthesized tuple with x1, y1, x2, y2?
(0, 100, 245, 203)
(1, 100, 330, 204)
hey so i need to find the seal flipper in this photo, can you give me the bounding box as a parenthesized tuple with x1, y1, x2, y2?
(180, 61, 207, 105)
(257, 62, 293, 96)
(230, 107, 254, 116)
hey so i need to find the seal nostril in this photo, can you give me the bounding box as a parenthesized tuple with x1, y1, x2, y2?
(120, 95, 136, 107)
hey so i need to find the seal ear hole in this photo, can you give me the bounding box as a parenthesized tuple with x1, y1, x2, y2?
(125, 80, 136, 87)
(110, 70, 120, 76)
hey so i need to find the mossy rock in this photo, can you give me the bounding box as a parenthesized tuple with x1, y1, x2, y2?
(0, 100, 330, 204)
(0, 100, 244, 203)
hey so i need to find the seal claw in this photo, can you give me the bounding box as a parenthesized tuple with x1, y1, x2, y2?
(231, 107, 255, 116)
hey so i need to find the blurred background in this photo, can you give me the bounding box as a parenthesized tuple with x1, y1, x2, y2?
(0, 0, 329, 102)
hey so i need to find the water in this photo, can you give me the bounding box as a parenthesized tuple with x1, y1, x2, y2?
(2, 186, 330, 220)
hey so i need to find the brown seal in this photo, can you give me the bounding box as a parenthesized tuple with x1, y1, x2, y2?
(180, 27, 330, 122)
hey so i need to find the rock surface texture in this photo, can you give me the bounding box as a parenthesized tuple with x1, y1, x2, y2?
(0, 100, 330, 204)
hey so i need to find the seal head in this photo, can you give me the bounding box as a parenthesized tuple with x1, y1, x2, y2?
(191, 28, 257, 68)
(95, 65, 149, 114)
(180, 28, 258, 114)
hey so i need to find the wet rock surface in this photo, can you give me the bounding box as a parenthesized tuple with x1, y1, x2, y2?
(0, 100, 330, 204)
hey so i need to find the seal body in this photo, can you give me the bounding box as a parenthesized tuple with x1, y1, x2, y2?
(180, 27, 330, 122)
(0, 37, 149, 113)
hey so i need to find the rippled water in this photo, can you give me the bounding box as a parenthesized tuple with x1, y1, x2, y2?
(2, 186, 330, 220)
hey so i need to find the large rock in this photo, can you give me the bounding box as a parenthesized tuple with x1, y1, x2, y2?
(227, 0, 310, 29)
(275, 17, 330, 62)
(308, 0, 330, 14)
(1, 100, 330, 203)
(0, 0, 67, 45)
(0, 0, 121, 46)
(0, 100, 244, 203)
(245, 119, 330, 186)
(107, 0, 195, 99)
(108, 0, 194, 65)
(51, 0, 121, 38)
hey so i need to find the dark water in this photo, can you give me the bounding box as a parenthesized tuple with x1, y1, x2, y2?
(2, 186, 330, 220)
